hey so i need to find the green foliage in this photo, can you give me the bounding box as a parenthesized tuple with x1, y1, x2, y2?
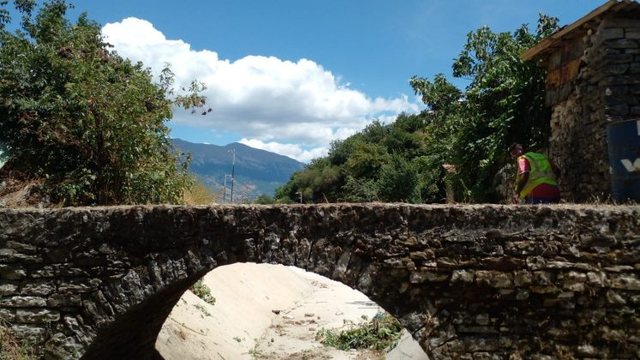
(254, 194, 275, 204)
(0, 0, 206, 205)
(316, 312, 402, 351)
(277, 14, 558, 204)
(276, 114, 443, 204)
(425, 15, 557, 202)
(190, 279, 216, 306)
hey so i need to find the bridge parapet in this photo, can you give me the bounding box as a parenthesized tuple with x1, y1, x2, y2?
(1, 204, 639, 359)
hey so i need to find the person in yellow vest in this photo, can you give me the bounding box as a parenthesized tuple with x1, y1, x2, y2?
(509, 143, 560, 204)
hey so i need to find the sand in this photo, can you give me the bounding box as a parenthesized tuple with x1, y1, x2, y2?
(156, 263, 429, 360)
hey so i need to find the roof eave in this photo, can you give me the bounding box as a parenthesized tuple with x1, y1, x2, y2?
(521, 0, 634, 61)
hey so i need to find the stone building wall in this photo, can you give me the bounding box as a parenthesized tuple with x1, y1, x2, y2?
(1, 204, 639, 359)
(548, 15, 640, 202)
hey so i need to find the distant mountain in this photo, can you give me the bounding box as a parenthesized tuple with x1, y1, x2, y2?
(171, 138, 305, 201)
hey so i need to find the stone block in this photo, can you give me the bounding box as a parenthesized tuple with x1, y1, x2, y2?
(456, 325, 499, 335)
(10, 324, 47, 343)
(47, 293, 83, 307)
(599, 28, 625, 41)
(606, 103, 629, 116)
(0, 296, 47, 307)
(16, 309, 61, 323)
(606, 38, 639, 49)
(475, 313, 490, 326)
(6, 241, 38, 253)
(604, 265, 635, 272)
(515, 290, 529, 300)
(0, 308, 15, 322)
(451, 270, 474, 283)
(475, 271, 512, 289)
(0, 283, 18, 296)
(607, 63, 630, 75)
(606, 85, 630, 95)
(513, 271, 532, 287)
(20, 281, 56, 296)
(626, 30, 640, 39)
(409, 250, 434, 261)
(410, 270, 449, 283)
(559, 271, 587, 292)
(58, 281, 99, 294)
(601, 18, 640, 29)
(0, 248, 42, 263)
(606, 290, 627, 305)
(577, 344, 598, 356)
(609, 275, 640, 290)
(605, 53, 634, 64)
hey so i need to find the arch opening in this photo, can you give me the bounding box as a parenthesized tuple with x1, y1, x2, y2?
(155, 263, 430, 360)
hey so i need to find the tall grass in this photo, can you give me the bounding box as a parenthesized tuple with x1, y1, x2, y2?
(0, 322, 37, 360)
(182, 178, 218, 205)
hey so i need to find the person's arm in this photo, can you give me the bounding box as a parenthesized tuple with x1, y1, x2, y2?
(515, 172, 529, 197)
(513, 156, 530, 202)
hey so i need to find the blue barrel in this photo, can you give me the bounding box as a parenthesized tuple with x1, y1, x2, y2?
(607, 119, 640, 202)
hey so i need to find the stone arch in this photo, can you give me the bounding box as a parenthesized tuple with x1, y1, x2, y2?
(1, 205, 639, 359)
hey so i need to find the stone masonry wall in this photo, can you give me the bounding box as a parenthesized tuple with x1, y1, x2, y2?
(549, 15, 640, 202)
(1, 204, 639, 359)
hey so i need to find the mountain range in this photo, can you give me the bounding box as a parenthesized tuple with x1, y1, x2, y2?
(171, 138, 305, 202)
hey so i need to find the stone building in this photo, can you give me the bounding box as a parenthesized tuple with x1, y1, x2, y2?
(522, 0, 640, 202)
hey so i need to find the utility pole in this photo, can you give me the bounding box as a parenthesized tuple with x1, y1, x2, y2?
(222, 174, 229, 203)
(229, 148, 236, 203)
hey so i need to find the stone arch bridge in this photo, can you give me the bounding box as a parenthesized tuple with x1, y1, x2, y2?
(1, 204, 639, 359)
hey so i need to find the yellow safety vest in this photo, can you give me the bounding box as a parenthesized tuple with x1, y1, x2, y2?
(518, 152, 558, 199)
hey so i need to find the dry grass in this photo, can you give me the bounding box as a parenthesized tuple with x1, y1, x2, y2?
(182, 179, 218, 205)
(0, 323, 37, 360)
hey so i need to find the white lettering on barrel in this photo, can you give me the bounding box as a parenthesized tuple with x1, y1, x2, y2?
(621, 158, 640, 173)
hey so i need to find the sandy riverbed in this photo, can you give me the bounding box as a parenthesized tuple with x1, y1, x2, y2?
(155, 263, 429, 360)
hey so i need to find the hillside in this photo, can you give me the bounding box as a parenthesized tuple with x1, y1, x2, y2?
(171, 138, 305, 201)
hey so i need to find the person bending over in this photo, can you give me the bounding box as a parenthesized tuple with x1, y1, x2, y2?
(509, 143, 560, 204)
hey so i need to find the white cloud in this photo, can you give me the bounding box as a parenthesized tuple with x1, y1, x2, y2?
(101, 17, 422, 162)
(239, 139, 327, 164)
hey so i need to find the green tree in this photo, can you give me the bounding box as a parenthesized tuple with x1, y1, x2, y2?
(0, 0, 206, 205)
(411, 15, 558, 202)
(254, 194, 275, 204)
(275, 14, 559, 204)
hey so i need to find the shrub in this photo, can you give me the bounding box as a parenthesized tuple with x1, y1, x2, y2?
(316, 312, 402, 351)
(190, 279, 216, 305)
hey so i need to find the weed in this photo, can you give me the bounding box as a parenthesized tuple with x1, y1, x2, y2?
(0, 322, 37, 360)
(316, 312, 402, 351)
(190, 279, 216, 305)
(248, 344, 267, 359)
(193, 303, 211, 317)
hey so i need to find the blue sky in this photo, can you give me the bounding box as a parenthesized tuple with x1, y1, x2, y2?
(64, 0, 606, 162)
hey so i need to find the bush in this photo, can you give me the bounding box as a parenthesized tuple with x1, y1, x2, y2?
(316, 312, 402, 351)
(190, 279, 216, 305)
(182, 178, 217, 205)
(0, 0, 206, 205)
